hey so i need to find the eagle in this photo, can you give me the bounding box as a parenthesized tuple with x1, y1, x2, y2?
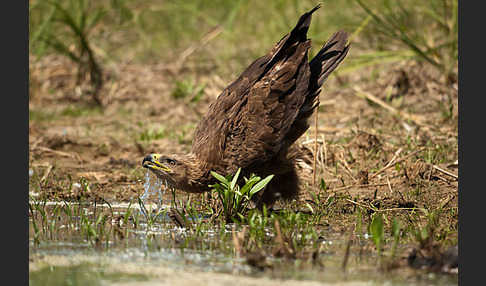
(142, 5, 350, 208)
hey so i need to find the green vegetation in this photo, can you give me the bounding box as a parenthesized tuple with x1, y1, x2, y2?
(137, 124, 193, 145)
(29, 0, 455, 79)
(30, 0, 106, 105)
(60, 105, 103, 117)
(210, 168, 273, 222)
(369, 213, 384, 256)
(353, 0, 457, 82)
(138, 127, 168, 142)
(30, 263, 149, 286)
(171, 79, 206, 103)
(29, 109, 57, 122)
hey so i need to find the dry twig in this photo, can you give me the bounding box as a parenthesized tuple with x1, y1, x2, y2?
(330, 183, 389, 192)
(175, 26, 223, 72)
(40, 165, 53, 184)
(36, 146, 82, 162)
(432, 165, 458, 180)
(370, 148, 424, 179)
(345, 198, 424, 212)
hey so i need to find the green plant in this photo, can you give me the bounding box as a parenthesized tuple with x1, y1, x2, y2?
(30, 0, 106, 105)
(369, 213, 384, 256)
(210, 168, 274, 222)
(411, 208, 441, 249)
(60, 105, 103, 117)
(137, 197, 166, 228)
(171, 79, 206, 103)
(390, 217, 402, 259)
(275, 210, 317, 250)
(438, 94, 455, 121)
(28, 196, 44, 245)
(138, 127, 168, 142)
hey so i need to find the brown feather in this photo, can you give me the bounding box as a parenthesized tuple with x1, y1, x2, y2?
(146, 5, 350, 207)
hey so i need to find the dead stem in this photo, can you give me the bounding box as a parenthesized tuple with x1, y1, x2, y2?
(432, 164, 458, 180)
(40, 165, 53, 184)
(174, 26, 223, 73)
(370, 148, 424, 179)
(330, 183, 389, 192)
(36, 146, 83, 162)
(345, 198, 425, 213)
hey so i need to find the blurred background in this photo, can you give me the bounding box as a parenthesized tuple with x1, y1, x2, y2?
(29, 0, 457, 91)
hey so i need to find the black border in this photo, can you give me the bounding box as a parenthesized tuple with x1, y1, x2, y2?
(4, 0, 28, 285)
(458, 0, 477, 285)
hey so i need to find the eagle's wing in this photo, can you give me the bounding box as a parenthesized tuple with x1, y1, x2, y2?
(191, 5, 348, 174)
(282, 30, 350, 148)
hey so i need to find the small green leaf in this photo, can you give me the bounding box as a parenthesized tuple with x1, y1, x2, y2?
(249, 175, 274, 196)
(420, 228, 428, 241)
(211, 171, 229, 185)
(392, 218, 401, 238)
(370, 213, 384, 252)
(320, 178, 327, 191)
(95, 214, 103, 225)
(230, 168, 241, 191)
(305, 202, 314, 214)
(240, 175, 260, 196)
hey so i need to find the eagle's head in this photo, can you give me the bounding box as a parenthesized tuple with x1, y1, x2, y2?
(142, 153, 205, 193)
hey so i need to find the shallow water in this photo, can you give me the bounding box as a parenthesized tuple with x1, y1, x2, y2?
(29, 199, 457, 286)
(29, 171, 456, 285)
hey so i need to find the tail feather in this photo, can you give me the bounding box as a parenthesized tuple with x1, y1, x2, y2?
(266, 5, 321, 68)
(310, 30, 350, 91)
(303, 30, 350, 114)
(281, 30, 350, 148)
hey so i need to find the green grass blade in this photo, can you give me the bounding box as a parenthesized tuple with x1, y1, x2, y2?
(211, 171, 230, 186)
(240, 176, 260, 196)
(230, 168, 241, 191)
(370, 213, 384, 254)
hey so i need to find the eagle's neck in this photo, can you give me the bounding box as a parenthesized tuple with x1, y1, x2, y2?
(177, 153, 211, 193)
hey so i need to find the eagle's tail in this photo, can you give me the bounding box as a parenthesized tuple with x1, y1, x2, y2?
(265, 4, 321, 70)
(309, 30, 350, 99)
(268, 5, 349, 119)
(283, 30, 349, 148)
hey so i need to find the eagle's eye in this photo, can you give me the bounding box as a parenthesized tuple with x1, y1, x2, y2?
(166, 158, 177, 166)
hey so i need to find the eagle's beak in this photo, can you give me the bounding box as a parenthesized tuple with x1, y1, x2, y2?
(142, 154, 172, 172)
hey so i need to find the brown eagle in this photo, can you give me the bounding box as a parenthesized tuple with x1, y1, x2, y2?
(142, 5, 349, 207)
